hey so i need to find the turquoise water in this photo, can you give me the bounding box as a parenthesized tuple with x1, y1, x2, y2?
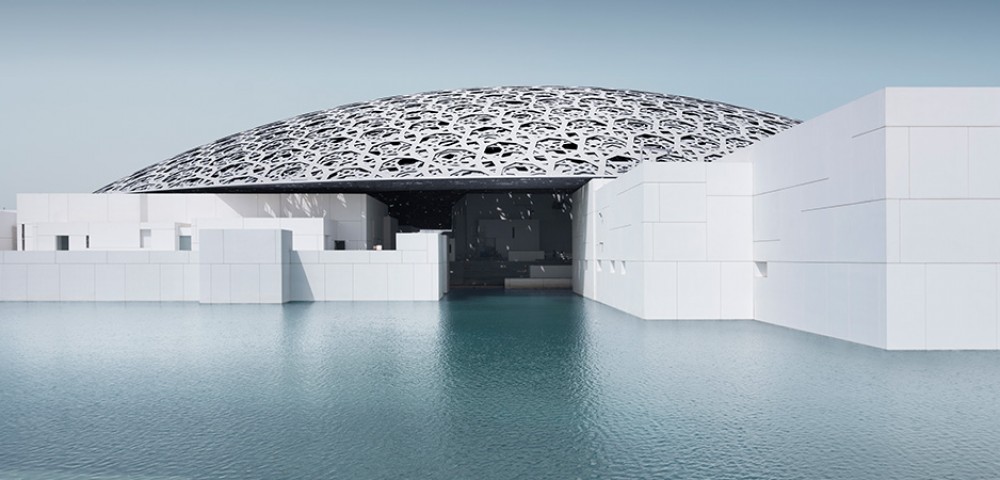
(0, 291, 998, 479)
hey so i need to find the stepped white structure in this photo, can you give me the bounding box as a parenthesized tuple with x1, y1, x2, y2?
(1, 86, 998, 350)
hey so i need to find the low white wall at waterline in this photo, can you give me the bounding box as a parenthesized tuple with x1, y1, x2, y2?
(0, 231, 446, 303)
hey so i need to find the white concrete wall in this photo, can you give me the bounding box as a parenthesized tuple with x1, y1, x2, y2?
(288, 231, 447, 301)
(15, 193, 386, 251)
(0, 250, 199, 301)
(726, 87, 1000, 350)
(198, 229, 291, 304)
(0, 210, 15, 251)
(0, 230, 446, 303)
(573, 162, 754, 320)
(195, 217, 331, 252)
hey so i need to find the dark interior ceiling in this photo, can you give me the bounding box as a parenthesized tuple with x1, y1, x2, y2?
(371, 188, 577, 229)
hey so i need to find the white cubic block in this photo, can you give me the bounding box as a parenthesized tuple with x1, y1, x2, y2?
(223, 230, 278, 264)
(105, 194, 142, 222)
(909, 127, 969, 198)
(642, 261, 677, 319)
(413, 264, 440, 300)
(706, 163, 753, 196)
(354, 264, 388, 301)
(15, 194, 50, 223)
(396, 233, 426, 251)
(59, 264, 96, 301)
(706, 197, 752, 261)
(676, 262, 721, 319)
(658, 184, 707, 222)
(146, 194, 188, 223)
(95, 264, 126, 301)
(925, 264, 998, 349)
(26, 265, 59, 301)
(969, 127, 1000, 198)
(259, 264, 286, 304)
(886, 264, 927, 350)
(67, 195, 109, 223)
(125, 264, 160, 301)
(229, 264, 261, 304)
(387, 264, 415, 300)
(48, 194, 69, 223)
(900, 200, 1000, 263)
(324, 264, 354, 301)
(652, 223, 707, 261)
(720, 262, 753, 319)
(338, 221, 365, 241)
(885, 87, 1000, 127)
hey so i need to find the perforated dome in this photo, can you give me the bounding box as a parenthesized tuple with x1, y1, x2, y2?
(96, 86, 798, 193)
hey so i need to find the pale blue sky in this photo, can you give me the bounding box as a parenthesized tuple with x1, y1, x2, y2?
(1, 0, 998, 207)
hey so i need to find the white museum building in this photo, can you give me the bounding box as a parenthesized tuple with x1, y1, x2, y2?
(0, 86, 998, 351)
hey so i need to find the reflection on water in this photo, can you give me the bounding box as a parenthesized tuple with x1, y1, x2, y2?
(0, 293, 999, 479)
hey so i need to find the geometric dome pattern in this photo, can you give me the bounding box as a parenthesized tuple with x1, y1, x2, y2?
(96, 86, 799, 193)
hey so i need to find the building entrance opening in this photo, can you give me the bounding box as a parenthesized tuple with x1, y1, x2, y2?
(374, 190, 574, 289)
(450, 192, 573, 288)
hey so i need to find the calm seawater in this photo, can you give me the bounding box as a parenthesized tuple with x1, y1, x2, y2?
(0, 291, 998, 480)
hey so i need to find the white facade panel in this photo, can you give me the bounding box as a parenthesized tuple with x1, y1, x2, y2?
(26, 265, 59, 301)
(0, 264, 28, 301)
(706, 196, 752, 261)
(677, 262, 721, 320)
(720, 262, 753, 319)
(908, 127, 969, 198)
(229, 265, 261, 304)
(925, 264, 998, 350)
(886, 263, 927, 350)
(95, 264, 126, 301)
(354, 264, 388, 301)
(969, 127, 1000, 198)
(324, 264, 354, 301)
(59, 264, 96, 301)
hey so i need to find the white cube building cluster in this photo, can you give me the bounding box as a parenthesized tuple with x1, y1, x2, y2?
(0, 87, 997, 350)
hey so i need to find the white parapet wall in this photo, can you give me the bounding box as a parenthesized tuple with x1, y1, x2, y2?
(572, 162, 754, 320)
(287, 231, 448, 301)
(724, 87, 1000, 350)
(198, 229, 291, 304)
(0, 250, 199, 301)
(0, 230, 447, 303)
(14, 193, 388, 252)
